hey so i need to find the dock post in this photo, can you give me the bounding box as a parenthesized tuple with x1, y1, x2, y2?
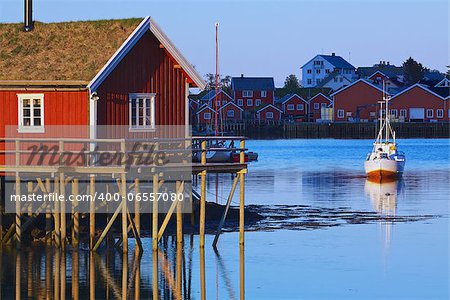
(72, 178, 79, 249)
(27, 181, 32, 217)
(121, 173, 128, 253)
(176, 180, 183, 245)
(199, 140, 207, 248)
(59, 172, 66, 249)
(59, 141, 66, 249)
(134, 178, 140, 237)
(54, 177, 60, 248)
(45, 178, 51, 245)
(152, 173, 159, 251)
(239, 138, 245, 246)
(89, 175, 95, 250)
(15, 175, 21, 246)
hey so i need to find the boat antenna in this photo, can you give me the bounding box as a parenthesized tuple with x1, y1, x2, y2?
(214, 21, 219, 136)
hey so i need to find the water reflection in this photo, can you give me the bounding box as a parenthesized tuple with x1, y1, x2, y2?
(364, 178, 404, 257)
(0, 235, 245, 300)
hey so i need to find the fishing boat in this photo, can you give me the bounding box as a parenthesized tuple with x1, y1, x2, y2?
(364, 92, 406, 180)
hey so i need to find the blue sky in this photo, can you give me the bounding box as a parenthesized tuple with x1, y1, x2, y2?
(1, 0, 448, 86)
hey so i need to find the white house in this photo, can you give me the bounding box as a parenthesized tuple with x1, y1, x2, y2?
(301, 53, 356, 88)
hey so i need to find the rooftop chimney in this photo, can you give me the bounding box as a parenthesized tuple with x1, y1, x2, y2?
(24, 0, 33, 32)
(241, 74, 244, 78)
(331, 52, 335, 56)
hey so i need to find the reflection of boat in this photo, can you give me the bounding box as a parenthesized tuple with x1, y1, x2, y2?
(364, 90, 406, 179)
(364, 178, 402, 214)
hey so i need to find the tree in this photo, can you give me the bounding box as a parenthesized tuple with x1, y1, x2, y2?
(402, 57, 426, 85)
(283, 74, 300, 91)
(204, 73, 232, 92)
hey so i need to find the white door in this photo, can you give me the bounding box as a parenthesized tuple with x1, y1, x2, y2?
(409, 108, 424, 120)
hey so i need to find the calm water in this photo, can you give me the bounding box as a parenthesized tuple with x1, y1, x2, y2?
(1, 139, 449, 299)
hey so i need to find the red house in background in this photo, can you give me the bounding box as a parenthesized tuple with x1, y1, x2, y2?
(331, 79, 385, 122)
(231, 75, 275, 110)
(309, 93, 332, 122)
(198, 89, 234, 108)
(219, 102, 243, 121)
(390, 84, 446, 122)
(256, 104, 282, 122)
(277, 94, 308, 121)
(196, 105, 215, 125)
(0, 16, 205, 162)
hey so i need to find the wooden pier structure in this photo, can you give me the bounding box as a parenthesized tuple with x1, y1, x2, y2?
(0, 136, 248, 253)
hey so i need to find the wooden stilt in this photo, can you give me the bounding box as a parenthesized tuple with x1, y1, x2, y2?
(72, 178, 79, 249)
(72, 250, 79, 300)
(121, 173, 128, 253)
(152, 173, 158, 251)
(89, 176, 95, 250)
(134, 178, 140, 236)
(27, 251, 32, 298)
(61, 251, 66, 300)
(122, 253, 128, 300)
(92, 203, 122, 251)
(213, 175, 239, 248)
(15, 252, 21, 300)
(54, 250, 60, 300)
(15, 175, 21, 246)
(176, 181, 184, 244)
(199, 170, 206, 248)
(89, 252, 95, 300)
(135, 251, 141, 300)
(59, 172, 66, 249)
(27, 181, 32, 217)
(152, 250, 158, 299)
(54, 177, 60, 248)
(200, 247, 206, 300)
(176, 237, 183, 299)
(45, 246, 51, 299)
(240, 245, 245, 300)
(45, 178, 51, 245)
(239, 139, 246, 246)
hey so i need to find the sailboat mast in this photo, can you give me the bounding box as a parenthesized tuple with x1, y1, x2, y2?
(214, 22, 219, 136)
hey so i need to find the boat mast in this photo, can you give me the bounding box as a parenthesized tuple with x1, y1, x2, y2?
(214, 22, 219, 136)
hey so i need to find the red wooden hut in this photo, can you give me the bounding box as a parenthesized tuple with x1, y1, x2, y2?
(0, 17, 205, 165)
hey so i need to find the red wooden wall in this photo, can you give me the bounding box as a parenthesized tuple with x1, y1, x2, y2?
(96, 31, 188, 129)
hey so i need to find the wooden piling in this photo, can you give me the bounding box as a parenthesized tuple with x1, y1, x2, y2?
(59, 172, 66, 249)
(239, 139, 245, 246)
(134, 178, 140, 237)
(54, 177, 61, 248)
(121, 173, 128, 253)
(199, 140, 207, 248)
(89, 176, 95, 250)
(45, 178, 51, 245)
(176, 180, 183, 245)
(152, 173, 159, 251)
(15, 175, 21, 245)
(72, 178, 79, 249)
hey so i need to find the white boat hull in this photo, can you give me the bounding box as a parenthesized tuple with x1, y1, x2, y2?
(364, 158, 405, 179)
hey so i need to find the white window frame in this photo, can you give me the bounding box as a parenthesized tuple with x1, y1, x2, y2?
(437, 109, 443, 118)
(321, 103, 326, 108)
(266, 111, 274, 119)
(204, 112, 212, 120)
(261, 91, 267, 97)
(337, 109, 344, 118)
(129, 93, 156, 132)
(400, 109, 407, 117)
(426, 109, 433, 118)
(247, 99, 253, 106)
(255, 99, 262, 106)
(287, 104, 294, 111)
(17, 94, 45, 133)
(227, 110, 235, 118)
(314, 103, 319, 110)
(242, 90, 253, 97)
(391, 109, 398, 118)
(297, 104, 304, 110)
(237, 99, 243, 106)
